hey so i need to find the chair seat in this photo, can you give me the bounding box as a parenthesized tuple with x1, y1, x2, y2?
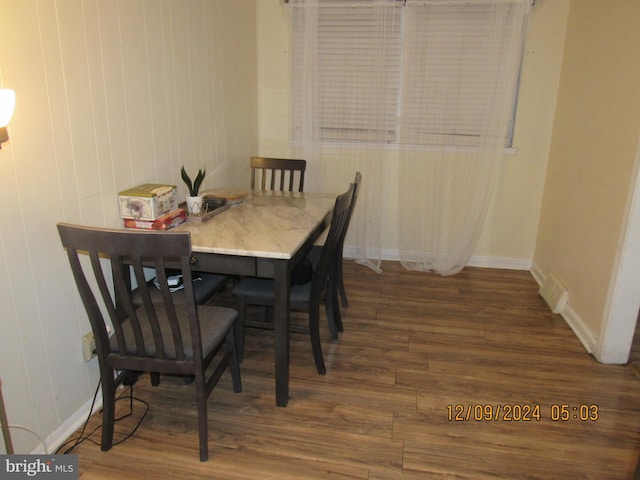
(232, 277, 311, 305)
(114, 305, 238, 360)
(148, 272, 229, 305)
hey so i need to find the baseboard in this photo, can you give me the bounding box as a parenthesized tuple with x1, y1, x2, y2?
(561, 304, 596, 354)
(343, 247, 532, 271)
(529, 263, 545, 285)
(39, 389, 102, 455)
(530, 262, 596, 356)
(466, 255, 532, 271)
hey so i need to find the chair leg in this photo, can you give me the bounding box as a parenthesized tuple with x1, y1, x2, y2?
(260, 306, 273, 323)
(332, 278, 344, 334)
(326, 280, 340, 340)
(226, 328, 243, 393)
(100, 371, 116, 452)
(338, 260, 348, 309)
(194, 373, 209, 462)
(235, 298, 246, 363)
(326, 267, 343, 339)
(150, 372, 160, 386)
(308, 304, 326, 375)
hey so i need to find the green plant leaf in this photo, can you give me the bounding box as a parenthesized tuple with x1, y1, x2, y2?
(193, 168, 206, 195)
(181, 166, 194, 194)
(181, 166, 206, 195)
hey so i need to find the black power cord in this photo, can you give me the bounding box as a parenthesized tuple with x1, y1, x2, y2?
(55, 374, 150, 455)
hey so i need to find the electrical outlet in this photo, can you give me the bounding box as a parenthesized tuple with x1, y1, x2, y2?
(82, 332, 96, 362)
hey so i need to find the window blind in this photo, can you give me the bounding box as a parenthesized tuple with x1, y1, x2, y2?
(399, 1, 527, 147)
(290, 0, 528, 147)
(291, 1, 403, 143)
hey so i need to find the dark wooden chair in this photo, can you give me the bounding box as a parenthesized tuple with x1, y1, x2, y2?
(333, 171, 362, 310)
(249, 156, 308, 326)
(232, 182, 355, 374)
(306, 171, 362, 338)
(250, 156, 306, 192)
(57, 223, 242, 462)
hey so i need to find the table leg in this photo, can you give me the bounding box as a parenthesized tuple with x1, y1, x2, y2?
(273, 260, 291, 407)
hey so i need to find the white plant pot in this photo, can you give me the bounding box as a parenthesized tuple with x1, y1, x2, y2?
(186, 195, 203, 215)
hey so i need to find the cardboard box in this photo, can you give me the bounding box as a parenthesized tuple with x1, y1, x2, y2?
(119, 183, 178, 220)
(123, 208, 186, 230)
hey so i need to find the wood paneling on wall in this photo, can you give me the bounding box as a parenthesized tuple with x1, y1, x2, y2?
(0, 0, 258, 454)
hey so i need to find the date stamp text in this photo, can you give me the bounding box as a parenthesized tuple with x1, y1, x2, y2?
(446, 404, 599, 422)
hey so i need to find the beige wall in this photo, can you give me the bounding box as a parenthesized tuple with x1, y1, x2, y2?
(0, 0, 257, 454)
(257, 0, 570, 268)
(534, 0, 640, 348)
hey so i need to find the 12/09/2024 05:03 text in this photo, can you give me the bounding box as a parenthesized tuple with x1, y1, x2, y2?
(446, 404, 599, 422)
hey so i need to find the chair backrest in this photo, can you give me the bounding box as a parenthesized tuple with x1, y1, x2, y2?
(340, 171, 362, 247)
(310, 183, 355, 303)
(57, 223, 204, 375)
(250, 156, 306, 192)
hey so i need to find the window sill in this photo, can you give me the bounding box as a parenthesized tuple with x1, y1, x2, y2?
(290, 139, 519, 156)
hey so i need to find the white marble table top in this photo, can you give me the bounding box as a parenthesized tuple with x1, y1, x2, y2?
(172, 190, 336, 259)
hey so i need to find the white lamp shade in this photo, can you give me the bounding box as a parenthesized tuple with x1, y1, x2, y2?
(0, 89, 16, 128)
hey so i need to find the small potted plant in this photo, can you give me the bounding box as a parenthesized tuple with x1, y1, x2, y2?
(181, 166, 206, 215)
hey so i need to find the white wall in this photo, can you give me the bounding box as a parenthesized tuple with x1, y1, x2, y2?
(0, 0, 258, 454)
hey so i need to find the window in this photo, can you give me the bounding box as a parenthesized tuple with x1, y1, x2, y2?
(290, 0, 528, 148)
(291, 1, 403, 144)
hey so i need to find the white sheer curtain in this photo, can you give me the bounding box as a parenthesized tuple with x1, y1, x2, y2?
(397, 0, 530, 275)
(289, 0, 401, 272)
(289, 0, 530, 275)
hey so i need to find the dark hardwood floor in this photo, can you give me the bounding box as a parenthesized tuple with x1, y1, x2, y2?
(69, 261, 640, 479)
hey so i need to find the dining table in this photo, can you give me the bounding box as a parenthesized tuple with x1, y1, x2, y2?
(172, 189, 336, 407)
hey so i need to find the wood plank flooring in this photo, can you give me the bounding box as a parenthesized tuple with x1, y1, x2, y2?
(68, 261, 640, 479)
